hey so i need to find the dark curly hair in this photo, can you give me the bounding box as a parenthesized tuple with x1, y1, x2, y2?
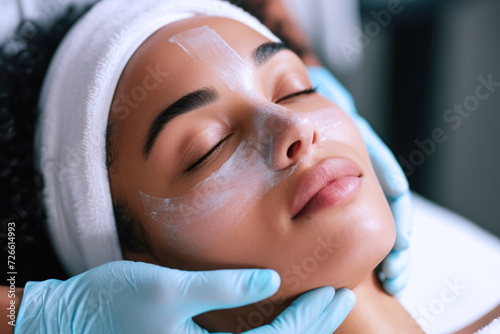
(0, 2, 156, 286)
(0, 6, 95, 285)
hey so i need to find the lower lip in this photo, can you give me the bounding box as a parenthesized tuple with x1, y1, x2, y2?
(295, 176, 362, 218)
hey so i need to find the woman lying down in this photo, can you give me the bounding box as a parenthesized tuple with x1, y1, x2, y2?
(20, 0, 500, 332)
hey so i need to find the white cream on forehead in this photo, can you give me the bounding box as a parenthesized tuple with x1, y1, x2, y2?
(169, 25, 254, 93)
(140, 26, 340, 254)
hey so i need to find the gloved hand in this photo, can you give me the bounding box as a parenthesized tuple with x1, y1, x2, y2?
(15, 261, 355, 333)
(307, 66, 413, 295)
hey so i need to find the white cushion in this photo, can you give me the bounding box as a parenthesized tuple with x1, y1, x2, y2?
(398, 193, 500, 333)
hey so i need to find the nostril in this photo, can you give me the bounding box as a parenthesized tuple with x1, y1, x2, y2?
(287, 141, 301, 158)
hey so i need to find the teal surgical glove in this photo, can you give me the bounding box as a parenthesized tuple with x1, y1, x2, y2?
(15, 261, 354, 333)
(307, 66, 413, 295)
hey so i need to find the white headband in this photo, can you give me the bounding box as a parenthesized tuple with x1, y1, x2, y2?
(35, 0, 279, 276)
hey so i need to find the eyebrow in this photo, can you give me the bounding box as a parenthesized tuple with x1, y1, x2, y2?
(143, 42, 288, 159)
(252, 42, 288, 66)
(143, 87, 219, 158)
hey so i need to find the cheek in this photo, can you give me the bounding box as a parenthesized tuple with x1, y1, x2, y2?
(145, 206, 285, 271)
(140, 142, 294, 256)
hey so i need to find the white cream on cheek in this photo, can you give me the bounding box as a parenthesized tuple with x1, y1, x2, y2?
(140, 26, 341, 254)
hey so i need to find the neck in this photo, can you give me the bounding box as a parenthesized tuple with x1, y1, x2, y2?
(194, 271, 424, 333)
(335, 272, 424, 334)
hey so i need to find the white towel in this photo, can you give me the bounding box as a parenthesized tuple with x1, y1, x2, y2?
(35, 0, 279, 276)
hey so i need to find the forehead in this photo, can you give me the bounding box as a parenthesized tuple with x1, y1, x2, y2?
(115, 15, 270, 94)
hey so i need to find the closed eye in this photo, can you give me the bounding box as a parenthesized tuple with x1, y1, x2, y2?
(275, 87, 318, 104)
(185, 134, 231, 173)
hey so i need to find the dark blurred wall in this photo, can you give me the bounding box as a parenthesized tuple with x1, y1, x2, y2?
(427, 0, 500, 237)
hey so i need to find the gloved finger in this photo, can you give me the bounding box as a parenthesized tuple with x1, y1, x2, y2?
(381, 262, 411, 295)
(304, 288, 355, 334)
(388, 191, 413, 251)
(168, 268, 281, 317)
(178, 320, 213, 334)
(381, 249, 410, 279)
(354, 117, 410, 198)
(245, 286, 335, 334)
(131, 313, 213, 334)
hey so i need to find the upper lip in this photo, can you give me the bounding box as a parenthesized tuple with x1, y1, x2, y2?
(291, 158, 362, 218)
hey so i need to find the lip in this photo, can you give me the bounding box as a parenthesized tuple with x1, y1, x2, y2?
(291, 158, 362, 219)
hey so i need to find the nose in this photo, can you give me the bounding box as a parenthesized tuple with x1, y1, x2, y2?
(269, 114, 317, 170)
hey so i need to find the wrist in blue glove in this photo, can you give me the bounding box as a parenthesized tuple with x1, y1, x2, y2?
(15, 261, 354, 334)
(307, 66, 413, 295)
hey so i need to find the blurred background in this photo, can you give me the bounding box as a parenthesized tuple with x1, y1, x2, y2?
(1, 0, 499, 237)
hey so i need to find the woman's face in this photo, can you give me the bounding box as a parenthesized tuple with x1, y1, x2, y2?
(108, 15, 395, 298)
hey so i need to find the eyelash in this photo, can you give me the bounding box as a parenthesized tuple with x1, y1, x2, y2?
(275, 86, 318, 104)
(185, 135, 230, 173)
(185, 87, 317, 173)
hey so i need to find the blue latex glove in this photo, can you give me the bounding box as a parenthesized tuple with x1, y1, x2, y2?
(307, 66, 413, 295)
(15, 261, 355, 333)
